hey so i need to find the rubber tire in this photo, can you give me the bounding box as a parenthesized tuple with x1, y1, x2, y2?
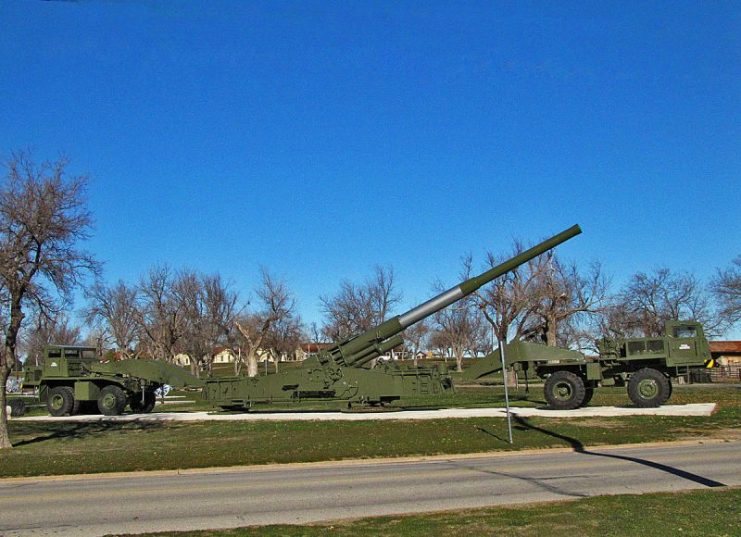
(544, 370, 586, 410)
(66, 386, 81, 416)
(8, 399, 26, 417)
(97, 385, 127, 416)
(47, 386, 75, 417)
(582, 387, 595, 407)
(627, 368, 671, 408)
(129, 391, 156, 413)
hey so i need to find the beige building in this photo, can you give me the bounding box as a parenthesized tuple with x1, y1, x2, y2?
(708, 341, 741, 382)
(174, 347, 286, 367)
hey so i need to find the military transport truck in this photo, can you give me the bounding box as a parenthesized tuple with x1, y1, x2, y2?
(23, 345, 203, 416)
(464, 320, 715, 409)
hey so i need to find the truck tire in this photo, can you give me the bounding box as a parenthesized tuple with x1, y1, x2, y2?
(8, 398, 26, 417)
(628, 368, 671, 407)
(544, 371, 586, 410)
(97, 385, 127, 416)
(47, 386, 75, 416)
(129, 391, 156, 413)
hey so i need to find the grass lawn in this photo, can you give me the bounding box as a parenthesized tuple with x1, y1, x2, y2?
(109, 488, 740, 537)
(2, 385, 738, 478)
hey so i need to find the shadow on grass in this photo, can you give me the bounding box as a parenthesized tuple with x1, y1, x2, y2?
(474, 425, 512, 444)
(12, 420, 167, 447)
(512, 415, 726, 488)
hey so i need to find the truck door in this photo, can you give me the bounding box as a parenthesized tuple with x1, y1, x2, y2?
(668, 325, 700, 365)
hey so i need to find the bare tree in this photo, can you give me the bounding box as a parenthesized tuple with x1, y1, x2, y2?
(235, 269, 296, 377)
(308, 321, 328, 344)
(606, 268, 719, 337)
(528, 255, 608, 347)
(21, 312, 82, 367)
(710, 256, 741, 327)
(174, 270, 210, 376)
(173, 271, 239, 377)
(432, 294, 485, 372)
(264, 313, 304, 370)
(84, 280, 139, 357)
(404, 318, 429, 367)
(429, 329, 452, 363)
(470, 242, 543, 345)
(0, 151, 99, 449)
(136, 265, 186, 363)
(320, 265, 400, 341)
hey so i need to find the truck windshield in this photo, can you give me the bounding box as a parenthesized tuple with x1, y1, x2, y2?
(674, 326, 697, 338)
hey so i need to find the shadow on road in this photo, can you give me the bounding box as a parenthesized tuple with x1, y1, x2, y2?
(511, 415, 726, 488)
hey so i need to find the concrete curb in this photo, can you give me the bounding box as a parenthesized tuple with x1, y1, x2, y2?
(13, 402, 717, 422)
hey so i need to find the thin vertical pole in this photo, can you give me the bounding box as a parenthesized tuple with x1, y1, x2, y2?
(499, 338, 513, 444)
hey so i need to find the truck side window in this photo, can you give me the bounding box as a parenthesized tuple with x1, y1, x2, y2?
(674, 326, 696, 338)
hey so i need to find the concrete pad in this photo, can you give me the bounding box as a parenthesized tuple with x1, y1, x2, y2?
(14, 403, 716, 423)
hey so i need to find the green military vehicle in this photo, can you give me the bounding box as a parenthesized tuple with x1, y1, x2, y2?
(23, 345, 202, 416)
(464, 320, 715, 409)
(202, 225, 582, 410)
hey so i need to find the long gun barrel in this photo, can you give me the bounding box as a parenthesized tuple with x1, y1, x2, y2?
(321, 224, 582, 368)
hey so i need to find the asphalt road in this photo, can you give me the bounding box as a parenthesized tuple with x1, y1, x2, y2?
(0, 441, 738, 537)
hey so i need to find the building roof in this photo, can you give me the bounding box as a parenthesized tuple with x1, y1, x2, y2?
(300, 342, 332, 353)
(709, 341, 741, 353)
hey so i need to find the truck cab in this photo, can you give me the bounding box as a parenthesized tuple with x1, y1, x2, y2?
(663, 321, 711, 366)
(597, 321, 710, 368)
(41, 345, 99, 377)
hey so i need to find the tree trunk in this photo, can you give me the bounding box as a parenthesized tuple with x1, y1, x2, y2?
(190, 359, 200, 379)
(546, 314, 558, 346)
(0, 364, 13, 449)
(247, 351, 258, 378)
(454, 346, 464, 373)
(1, 301, 23, 449)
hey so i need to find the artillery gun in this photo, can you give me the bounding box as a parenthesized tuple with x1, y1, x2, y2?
(22, 345, 203, 416)
(203, 225, 582, 410)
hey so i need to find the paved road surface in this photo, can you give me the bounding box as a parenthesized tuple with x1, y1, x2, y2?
(0, 441, 738, 536)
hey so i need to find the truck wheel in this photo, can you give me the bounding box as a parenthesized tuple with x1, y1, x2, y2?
(130, 391, 156, 413)
(47, 386, 75, 416)
(9, 399, 26, 417)
(544, 371, 586, 410)
(98, 385, 127, 416)
(628, 368, 671, 407)
(62, 386, 81, 415)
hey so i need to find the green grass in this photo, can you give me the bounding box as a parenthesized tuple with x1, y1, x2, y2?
(2, 385, 738, 478)
(109, 488, 740, 537)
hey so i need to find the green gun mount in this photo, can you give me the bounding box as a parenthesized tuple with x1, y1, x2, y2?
(203, 224, 582, 410)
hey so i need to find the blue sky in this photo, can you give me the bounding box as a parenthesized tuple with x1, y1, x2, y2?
(1, 1, 739, 333)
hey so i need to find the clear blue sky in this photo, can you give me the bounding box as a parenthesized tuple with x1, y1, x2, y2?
(1, 1, 739, 332)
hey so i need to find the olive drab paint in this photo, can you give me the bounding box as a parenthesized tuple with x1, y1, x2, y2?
(202, 225, 582, 410)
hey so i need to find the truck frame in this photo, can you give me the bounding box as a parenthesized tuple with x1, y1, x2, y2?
(464, 320, 715, 409)
(23, 345, 202, 416)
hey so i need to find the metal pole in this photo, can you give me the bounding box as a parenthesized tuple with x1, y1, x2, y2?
(499, 338, 513, 444)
